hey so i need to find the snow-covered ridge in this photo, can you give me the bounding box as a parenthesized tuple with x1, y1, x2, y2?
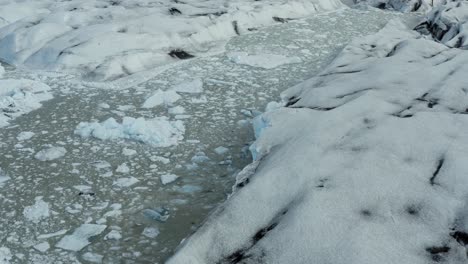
(0, 0, 343, 81)
(167, 3, 468, 264)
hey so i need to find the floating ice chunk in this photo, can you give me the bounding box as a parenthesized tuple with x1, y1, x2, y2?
(23, 197, 49, 223)
(56, 224, 106, 252)
(150, 156, 170, 164)
(0, 247, 12, 264)
(104, 230, 122, 241)
(122, 148, 137, 156)
(34, 146, 67, 161)
(142, 90, 181, 108)
(0, 169, 9, 188)
(75, 117, 185, 147)
(142, 227, 160, 238)
(179, 184, 202, 194)
(169, 106, 186, 115)
(160, 174, 179, 185)
(98, 103, 110, 109)
(142, 208, 170, 222)
(214, 146, 229, 155)
(82, 252, 103, 263)
(0, 65, 4, 78)
(16, 131, 35, 141)
(113, 177, 139, 188)
(171, 79, 204, 94)
(191, 152, 209, 163)
(33, 242, 50, 253)
(227, 52, 302, 69)
(116, 163, 130, 174)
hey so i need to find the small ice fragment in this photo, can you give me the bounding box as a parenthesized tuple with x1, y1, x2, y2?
(98, 103, 110, 109)
(142, 227, 160, 238)
(104, 230, 122, 241)
(168, 106, 185, 115)
(0, 169, 9, 187)
(34, 146, 67, 161)
(142, 208, 169, 222)
(170, 79, 204, 94)
(56, 224, 107, 251)
(214, 146, 229, 155)
(122, 148, 137, 156)
(142, 90, 180, 108)
(113, 177, 139, 188)
(160, 174, 179, 185)
(82, 252, 103, 263)
(33, 242, 50, 252)
(17, 131, 35, 141)
(23, 197, 49, 223)
(116, 163, 130, 174)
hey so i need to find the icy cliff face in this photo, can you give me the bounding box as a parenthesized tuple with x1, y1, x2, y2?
(167, 3, 468, 264)
(0, 0, 344, 81)
(416, 0, 468, 48)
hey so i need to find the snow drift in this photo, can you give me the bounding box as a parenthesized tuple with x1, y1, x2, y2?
(0, 0, 344, 81)
(167, 3, 468, 264)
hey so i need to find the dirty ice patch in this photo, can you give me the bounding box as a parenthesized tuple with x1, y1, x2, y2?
(56, 224, 106, 252)
(34, 146, 67, 161)
(170, 79, 204, 94)
(0, 79, 53, 127)
(23, 197, 49, 223)
(75, 117, 185, 147)
(142, 90, 181, 108)
(227, 52, 301, 69)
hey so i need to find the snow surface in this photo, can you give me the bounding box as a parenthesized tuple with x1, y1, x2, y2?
(56, 224, 107, 251)
(0, 79, 52, 127)
(228, 52, 302, 69)
(74, 117, 185, 147)
(0, 0, 344, 81)
(168, 9, 468, 264)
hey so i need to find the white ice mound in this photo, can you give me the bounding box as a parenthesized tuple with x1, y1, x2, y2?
(0, 79, 52, 127)
(0, 0, 344, 81)
(167, 17, 468, 264)
(227, 52, 302, 69)
(75, 117, 185, 147)
(56, 224, 107, 252)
